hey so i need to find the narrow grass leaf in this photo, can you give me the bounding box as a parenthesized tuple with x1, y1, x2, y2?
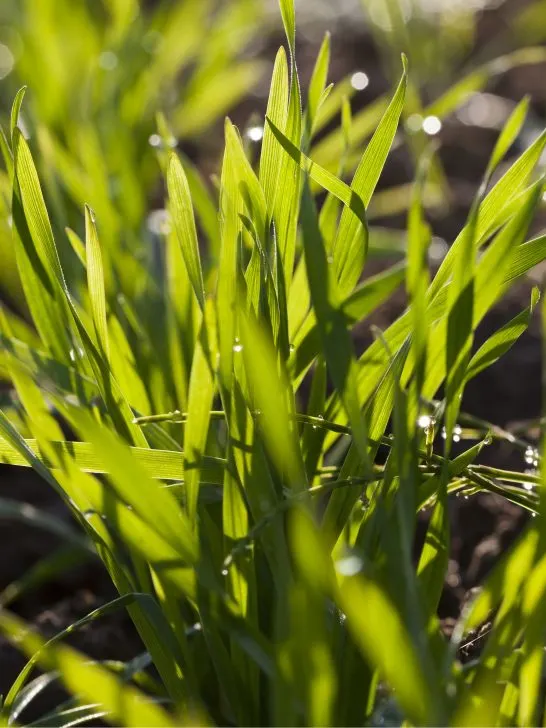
(336, 573, 443, 726)
(485, 95, 530, 180)
(167, 153, 205, 309)
(341, 261, 406, 322)
(300, 182, 370, 468)
(334, 57, 407, 296)
(239, 310, 305, 488)
(65, 227, 87, 267)
(0, 609, 178, 727)
(306, 32, 330, 139)
(259, 47, 289, 218)
(0, 434, 224, 483)
(84, 205, 110, 362)
(278, 0, 296, 55)
(265, 116, 367, 229)
(466, 287, 539, 382)
(183, 300, 216, 521)
(48, 403, 198, 563)
(10, 87, 27, 143)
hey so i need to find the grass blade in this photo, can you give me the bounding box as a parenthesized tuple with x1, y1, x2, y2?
(167, 153, 206, 309)
(84, 205, 110, 362)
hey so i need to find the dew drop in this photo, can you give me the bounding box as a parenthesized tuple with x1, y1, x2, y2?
(406, 113, 423, 133)
(428, 236, 449, 263)
(69, 346, 85, 362)
(142, 30, 162, 54)
(99, 51, 118, 71)
(417, 414, 434, 430)
(289, 343, 295, 353)
(246, 125, 264, 142)
(350, 71, 369, 91)
(453, 424, 462, 443)
(335, 554, 363, 577)
(233, 337, 243, 353)
(148, 133, 177, 150)
(147, 209, 171, 235)
(422, 115, 442, 136)
(523, 481, 534, 492)
(524, 446, 538, 466)
(221, 568, 228, 577)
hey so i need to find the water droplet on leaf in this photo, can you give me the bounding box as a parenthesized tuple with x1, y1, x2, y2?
(335, 554, 363, 576)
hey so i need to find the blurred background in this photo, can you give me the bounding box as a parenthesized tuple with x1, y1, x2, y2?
(1, 0, 546, 706)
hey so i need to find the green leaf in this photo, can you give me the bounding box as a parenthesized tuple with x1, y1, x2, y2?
(265, 116, 367, 230)
(518, 551, 546, 726)
(183, 300, 216, 521)
(306, 32, 330, 139)
(84, 206, 110, 362)
(65, 226, 87, 267)
(167, 153, 206, 309)
(259, 47, 290, 219)
(485, 95, 530, 180)
(288, 509, 337, 725)
(0, 124, 13, 178)
(10, 87, 27, 144)
(239, 310, 305, 488)
(216, 118, 241, 402)
(13, 129, 67, 292)
(300, 181, 370, 471)
(291, 261, 406, 389)
(0, 433, 224, 483)
(334, 57, 407, 296)
(429, 129, 546, 301)
(278, 0, 296, 55)
(336, 572, 444, 726)
(0, 608, 179, 727)
(45, 402, 199, 563)
(466, 287, 539, 382)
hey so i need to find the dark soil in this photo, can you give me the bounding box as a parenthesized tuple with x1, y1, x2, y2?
(1, 0, 545, 717)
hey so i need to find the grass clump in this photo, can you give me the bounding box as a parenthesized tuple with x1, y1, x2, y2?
(1, 0, 546, 725)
